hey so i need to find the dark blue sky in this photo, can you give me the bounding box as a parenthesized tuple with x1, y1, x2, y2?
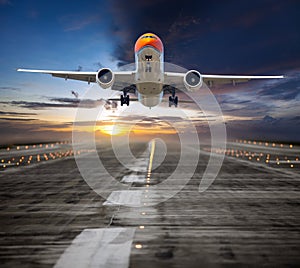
(0, 0, 299, 144)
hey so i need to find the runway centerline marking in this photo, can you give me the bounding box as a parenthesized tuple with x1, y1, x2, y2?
(148, 139, 156, 174)
(104, 140, 156, 207)
(54, 227, 136, 268)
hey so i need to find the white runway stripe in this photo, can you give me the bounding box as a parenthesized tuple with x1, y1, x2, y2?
(103, 190, 144, 206)
(54, 227, 136, 268)
(125, 157, 148, 172)
(121, 174, 146, 183)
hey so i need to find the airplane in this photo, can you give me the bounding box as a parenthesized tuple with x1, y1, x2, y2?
(17, 33, 284, 108)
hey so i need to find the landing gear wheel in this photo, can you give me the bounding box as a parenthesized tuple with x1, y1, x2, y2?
(169, 95, 178, 107)
(174, 96, 178, 107)
(126, 95, 130, 106)
(120, 95, 124, 106)
(169, 96, 173, 107)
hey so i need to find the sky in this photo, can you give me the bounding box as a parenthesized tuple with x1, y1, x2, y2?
(0, 0, 300, 144)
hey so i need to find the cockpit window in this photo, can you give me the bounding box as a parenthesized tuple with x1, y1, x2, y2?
(141, 35, 157, 39)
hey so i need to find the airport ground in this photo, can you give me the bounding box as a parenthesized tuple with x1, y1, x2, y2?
(0, 139, 299, 267)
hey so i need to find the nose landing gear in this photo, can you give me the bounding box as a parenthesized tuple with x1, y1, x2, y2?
(168, 90, 178, 107)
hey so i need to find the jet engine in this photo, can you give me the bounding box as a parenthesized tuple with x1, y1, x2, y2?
(183, 70, 203, 91)
(96, 68, 114, 89)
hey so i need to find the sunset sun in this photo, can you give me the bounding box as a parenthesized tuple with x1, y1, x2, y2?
(98, 124, 127, 136)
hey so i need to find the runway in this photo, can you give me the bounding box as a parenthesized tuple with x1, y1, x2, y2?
(0, 140, 299, 267)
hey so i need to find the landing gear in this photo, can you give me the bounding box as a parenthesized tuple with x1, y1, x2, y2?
(174, 96, 178, 106)
(168, 90, 178, 107)
(119, 85, 136, 106)
(120, 94, 130, 106)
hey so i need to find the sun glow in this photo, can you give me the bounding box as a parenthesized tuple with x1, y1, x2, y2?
(98, 124, 127, 136)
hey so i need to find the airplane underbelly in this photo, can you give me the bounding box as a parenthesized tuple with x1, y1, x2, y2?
(136, 82, 162, 95)
(137, 90, 163, 108)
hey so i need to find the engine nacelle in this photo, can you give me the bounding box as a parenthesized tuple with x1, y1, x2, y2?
(96, 68, 114, 89)
(183, 70, 203, 91)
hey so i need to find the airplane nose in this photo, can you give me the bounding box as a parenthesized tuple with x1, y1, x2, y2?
(134, 33, 163, 54)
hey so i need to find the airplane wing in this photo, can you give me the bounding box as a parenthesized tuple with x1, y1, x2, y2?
(164, 72, 284, 88)
(17, 68, 135, 90)
(17, 68, 97, 83)
(201, 74, 284, 86)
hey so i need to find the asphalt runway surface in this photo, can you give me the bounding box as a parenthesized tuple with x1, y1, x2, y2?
(0, 140, 299, 267)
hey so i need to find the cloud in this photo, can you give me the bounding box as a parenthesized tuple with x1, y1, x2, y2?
(0, 110, 38, 122)
(0, 86, 21, 91)
(255, 72, 300, 100)
(8, 100, 78, 109)
(0, 111, 36, 116)
(94, 61, 104, 69)
(226, 115, 300, 142)
(218, 93, 270, 118)
(108, 0, 300, 73)
(50, 97, 105, 108)
(0, 0, 12, 6)
(215, 72, 300, 120)
(0, 117, 37, 121)
(0, 98, 105, 110)
(59, 14, 101, 31)
(219, 98, 251, 105)
(49, 97, 81, 104)
(262, 115, 278, 124)
(0, 119, 72, 145)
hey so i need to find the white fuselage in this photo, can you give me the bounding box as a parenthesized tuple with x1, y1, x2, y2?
(134, 46, 164, 107)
